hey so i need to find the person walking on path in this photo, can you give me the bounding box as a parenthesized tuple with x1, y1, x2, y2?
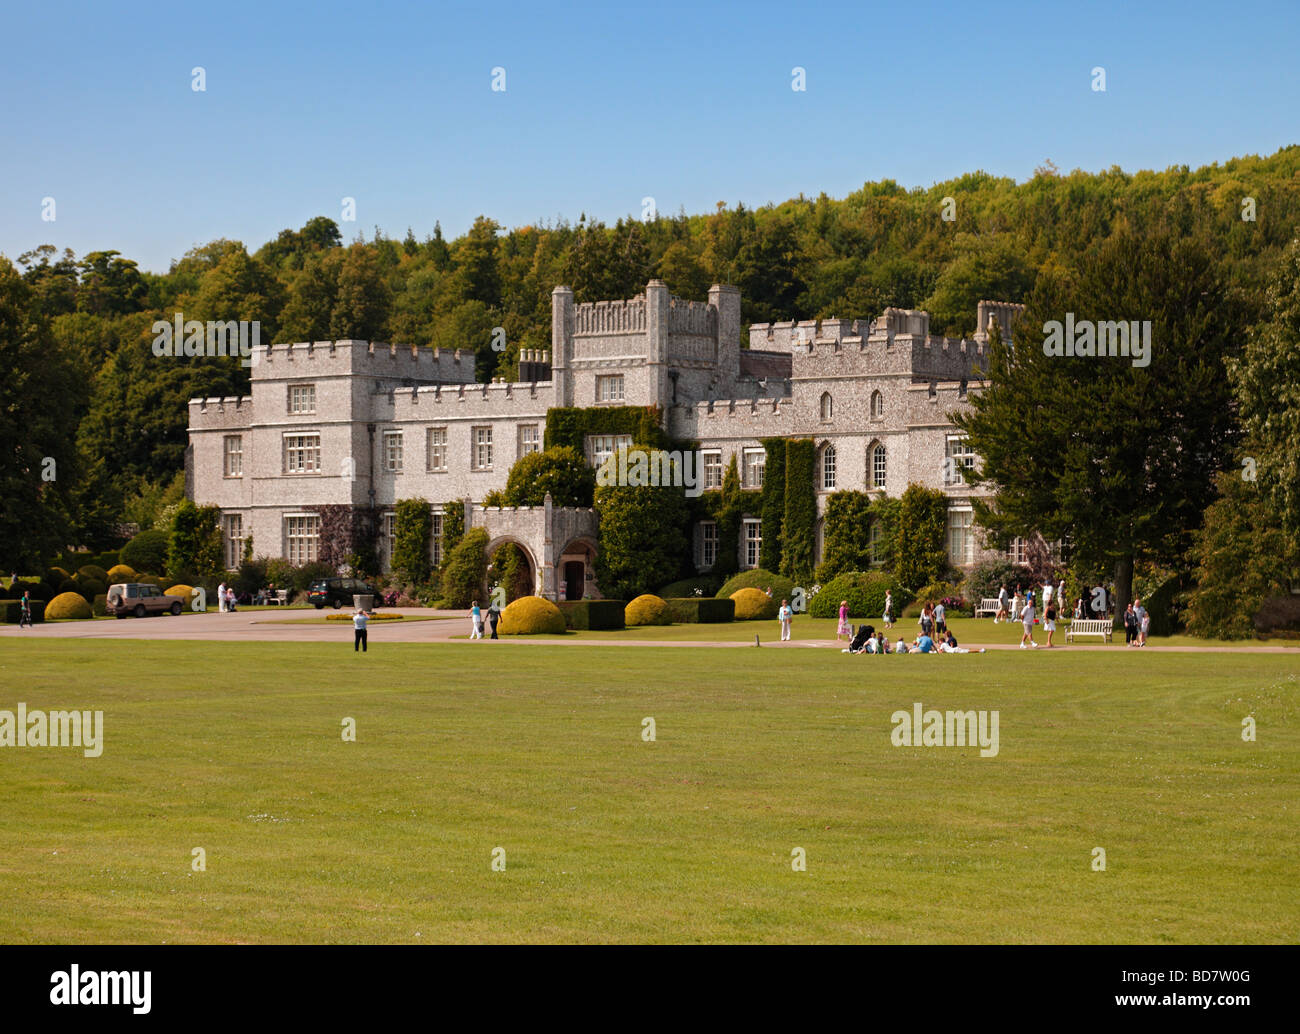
(1043, 601, 1057, 647)
(995, 584, 1010, 624)
(353, 607, 369, 652)
(469, 601, 483, 640)
(1019, 597, 1038, 649)
(882, 590, 894, 630)
(1135, 597, 1150, 647)
(488, 600, 500, 640)
(934, 600, 947, 636)
(836, 600, 851, 643)
(778, 598, 793, 641)
(18, 590, 32, 629)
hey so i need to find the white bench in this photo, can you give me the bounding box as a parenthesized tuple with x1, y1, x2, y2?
(975, 597, 1002, 617)
(1066, 618, 1114, 644)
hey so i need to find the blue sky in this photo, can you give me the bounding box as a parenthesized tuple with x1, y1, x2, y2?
(2, 0, 1297, 272)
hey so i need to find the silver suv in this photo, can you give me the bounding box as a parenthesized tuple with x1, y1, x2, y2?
(107, 583, 184, 618)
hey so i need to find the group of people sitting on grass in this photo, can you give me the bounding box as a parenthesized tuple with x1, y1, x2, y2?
(842, 622, 983, 655)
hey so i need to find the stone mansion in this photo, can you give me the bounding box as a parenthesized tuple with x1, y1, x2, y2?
(187, 280, 1024, 599)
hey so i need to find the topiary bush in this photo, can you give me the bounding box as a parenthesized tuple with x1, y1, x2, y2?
(73, 576, 107, 603)
(625, 594, 671, 626)
(106, 564, 137, 583)
(732, 587, 778, 620)
(76, 564, 109, 584)
(46, 591, 93, 620)
(44, 566, 71, 588)
(165, 584, 194, 601)
(808, 572, 914, 620)
(92, 593, 109, 617)
(499, 595, 567, 635)
(716, 568, 796, 604)
(120, 529, 170, 574)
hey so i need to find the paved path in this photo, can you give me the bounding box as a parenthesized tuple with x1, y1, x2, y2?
(2, 609, 1297, 652)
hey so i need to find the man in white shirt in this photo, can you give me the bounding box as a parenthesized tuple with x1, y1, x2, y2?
(353, 607, 369, 653)
(1042, 577, 1054, 611)
(217, 581, 227, 613)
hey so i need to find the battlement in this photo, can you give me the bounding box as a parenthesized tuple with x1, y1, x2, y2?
(249, 339, 478, 384)
(667, 297, 717, 337)
(573, 296, 647, 335)
(385, 377, 559, 418)
(748, 318, 874, 352)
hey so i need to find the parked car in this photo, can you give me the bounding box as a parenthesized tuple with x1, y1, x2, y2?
(307, 577, 383, 609)
(106, 583, 184, 618)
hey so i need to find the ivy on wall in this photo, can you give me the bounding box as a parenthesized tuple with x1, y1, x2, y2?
(544, 405, 667, 453)
(312, 504, 379, 576)
(392, 499, 433, 583)
(759, 438, 786, 573)
(440, 500, 465, 570)
(780, 438, 816, 584)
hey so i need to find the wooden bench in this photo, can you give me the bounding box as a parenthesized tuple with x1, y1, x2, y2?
(975, 597, 1002, 617)
(1066, 618, 1114, 644)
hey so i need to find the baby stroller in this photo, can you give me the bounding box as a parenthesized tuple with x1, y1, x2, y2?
(848, 624, 875, 654)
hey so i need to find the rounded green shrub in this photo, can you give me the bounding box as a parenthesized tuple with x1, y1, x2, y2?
(120, 529, 170, 574)
(76, 564, 109, 584)
(46, 591, 93, 620)
(732, 587, 779, 620)
(717, 568, 796, 605)
(93, 593, 109, 617)
(106, 564, 137, 583)
(165, 584, 194, 601)
(45, 566, 71, 587)
(625, 594, 671, 626)
(498, 595, 566, 635)
(808, 572, 914, 619)
(74, 576, 106, 602)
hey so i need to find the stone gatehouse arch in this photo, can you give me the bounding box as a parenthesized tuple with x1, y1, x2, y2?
(467, 494, 601, 601)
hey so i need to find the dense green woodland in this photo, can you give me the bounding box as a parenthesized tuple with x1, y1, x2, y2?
(3, 147, 1299, 635)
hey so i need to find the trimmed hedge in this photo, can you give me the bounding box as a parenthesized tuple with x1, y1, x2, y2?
(625, 594, 671, 626)
(45, 566, 71, 587)
(499, 595, 567, 635)
(666, 597, 735, 623)
(106, 564, 137, 583)
(76, 564, 109, 584)
(558, 599, 625, 630)
(46, 592, 93, 620)
(732, 587, 778, 620)
(92, 593, 108, 617)
(0, 600, 45, 623)
(165, 585, 195, 605)
(717, 568, 795, 604)
(808, 572, 915, 620)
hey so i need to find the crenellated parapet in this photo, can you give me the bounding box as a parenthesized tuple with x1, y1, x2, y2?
(247, 339, 478, 384)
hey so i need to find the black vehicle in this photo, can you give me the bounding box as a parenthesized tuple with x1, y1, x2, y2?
(307, 577, 383, 610)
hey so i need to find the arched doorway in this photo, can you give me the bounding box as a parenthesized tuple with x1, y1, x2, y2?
(485, 538, 536, 603)
(557, 537, 597, 601)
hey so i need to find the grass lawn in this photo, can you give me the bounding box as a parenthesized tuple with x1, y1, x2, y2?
(0, 640, 1295, 943)
(468, 613, 1300, 647)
